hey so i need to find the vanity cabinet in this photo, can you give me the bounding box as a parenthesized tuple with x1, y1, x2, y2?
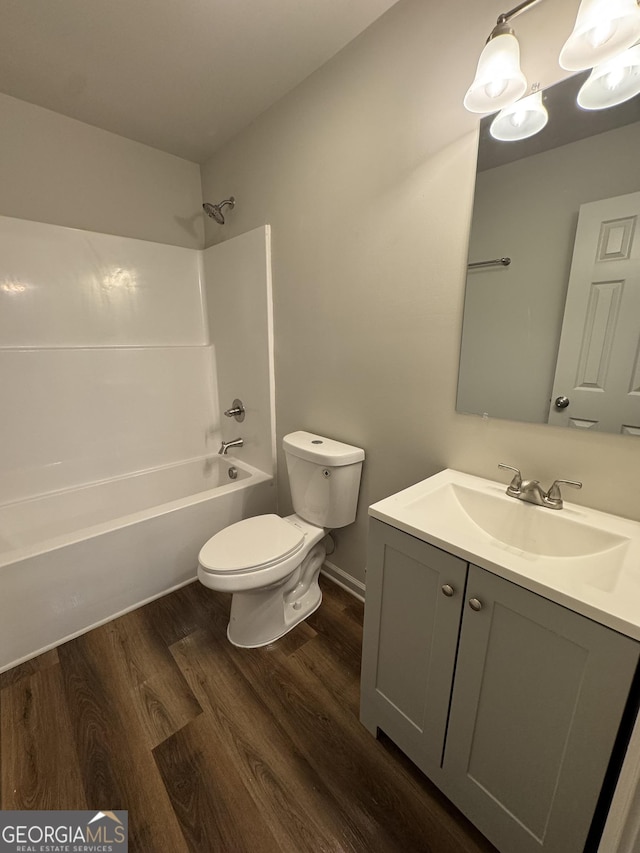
(360, 518, 640, 853)
(360, 519, 468, 776)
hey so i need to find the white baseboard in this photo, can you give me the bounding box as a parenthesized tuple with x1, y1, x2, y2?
(321, 560, 365, 602)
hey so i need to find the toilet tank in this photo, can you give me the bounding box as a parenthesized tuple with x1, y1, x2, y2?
(283, 431, 365, 528)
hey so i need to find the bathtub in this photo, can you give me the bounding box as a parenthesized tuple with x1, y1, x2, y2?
(0, 456, 274, 672)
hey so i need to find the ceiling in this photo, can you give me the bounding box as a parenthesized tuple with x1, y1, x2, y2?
(0, 0, 401, 164)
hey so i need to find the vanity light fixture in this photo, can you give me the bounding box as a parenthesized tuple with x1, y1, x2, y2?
(465, 0, 640, 122)
(577, 43, 640, 108)
(559, 0, 640, 71)
(490, 89, 549, 139)
(463, 0, 544, 114)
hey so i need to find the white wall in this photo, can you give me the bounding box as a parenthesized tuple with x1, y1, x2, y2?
(0, 215, 219, 504)
(203, 226, 276, 475)
(200, 0, 640, 587)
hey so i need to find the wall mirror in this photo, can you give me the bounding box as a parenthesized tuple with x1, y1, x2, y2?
(457, 72, 640, 436)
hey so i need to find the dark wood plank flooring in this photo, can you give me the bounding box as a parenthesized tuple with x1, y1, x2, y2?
(0, 576, 498, 853)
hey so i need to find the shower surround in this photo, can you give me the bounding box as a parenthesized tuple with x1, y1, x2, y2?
(0, 217, 275, 670)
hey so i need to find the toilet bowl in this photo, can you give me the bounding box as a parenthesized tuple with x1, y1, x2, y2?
(198, 513, 327, 646)
(197, 430, 365, 648)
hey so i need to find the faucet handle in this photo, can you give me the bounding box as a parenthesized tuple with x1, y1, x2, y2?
(545, 478, 582, 509)
(498, 463, 522, 495)
(223, 398, 245, 422)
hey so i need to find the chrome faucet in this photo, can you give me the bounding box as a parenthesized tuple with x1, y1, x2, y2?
(219, 437, 244, 456)
(498, 464, 582, 510)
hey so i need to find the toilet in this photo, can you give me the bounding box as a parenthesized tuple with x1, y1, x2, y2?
(197, 430, 365, 647)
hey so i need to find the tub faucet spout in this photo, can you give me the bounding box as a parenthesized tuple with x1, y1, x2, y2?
(219, 437, 244, 455)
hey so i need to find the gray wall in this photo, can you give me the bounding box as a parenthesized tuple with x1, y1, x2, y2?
(201, 0, 640, 586)
(0, 92, 203, 248)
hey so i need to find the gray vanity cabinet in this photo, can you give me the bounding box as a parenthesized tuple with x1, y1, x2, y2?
(360, 519, 467, 777)
(443, 563, 639, 853)
(361, 519, 640, 853)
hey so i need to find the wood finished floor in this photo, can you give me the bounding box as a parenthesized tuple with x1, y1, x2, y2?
(0, 577, 498, 853)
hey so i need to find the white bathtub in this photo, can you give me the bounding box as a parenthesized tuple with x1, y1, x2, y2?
(0, 456, 274, 672)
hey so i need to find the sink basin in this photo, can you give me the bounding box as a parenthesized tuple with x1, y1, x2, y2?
(405, 481, 628, 558)
(369, 469, 640, 637)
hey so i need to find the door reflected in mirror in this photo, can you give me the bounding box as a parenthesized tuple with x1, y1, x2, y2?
(457, 72, 640, 436)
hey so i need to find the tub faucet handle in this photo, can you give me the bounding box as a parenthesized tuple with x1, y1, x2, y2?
(224, 398, 245, 422)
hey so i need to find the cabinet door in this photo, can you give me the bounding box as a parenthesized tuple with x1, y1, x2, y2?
(360, 519, 467, 777)
(443, 564, 639, 853)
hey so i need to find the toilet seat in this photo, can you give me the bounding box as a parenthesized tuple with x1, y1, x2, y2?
(199, 514, 305, 574)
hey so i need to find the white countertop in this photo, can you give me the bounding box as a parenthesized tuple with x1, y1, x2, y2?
(369, 469, 640, 642)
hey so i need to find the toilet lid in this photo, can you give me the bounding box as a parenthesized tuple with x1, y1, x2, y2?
(199, 514, 305, 573)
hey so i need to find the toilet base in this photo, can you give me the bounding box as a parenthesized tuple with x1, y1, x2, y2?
(227, 542, 325, 648)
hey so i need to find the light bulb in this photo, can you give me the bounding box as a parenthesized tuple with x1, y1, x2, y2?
(485, 78, 509, 99)
(585, 20, 616, 48)
(604, 67, 628, 90)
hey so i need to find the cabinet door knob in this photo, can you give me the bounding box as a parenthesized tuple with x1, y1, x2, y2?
(468, 598, 483, 611)
(441, 584, 455, 597)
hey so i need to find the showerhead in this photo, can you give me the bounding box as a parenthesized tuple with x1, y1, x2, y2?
(202, 197, 235, 224)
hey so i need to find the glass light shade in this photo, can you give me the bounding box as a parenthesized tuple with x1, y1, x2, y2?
(577, 44, 640, 108)
(559, 0, 640, 71)
(464, 32, 527, 113)
(490, 91, 549, 140)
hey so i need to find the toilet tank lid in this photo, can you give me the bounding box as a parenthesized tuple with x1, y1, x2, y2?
(283, 431, 365, 466)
